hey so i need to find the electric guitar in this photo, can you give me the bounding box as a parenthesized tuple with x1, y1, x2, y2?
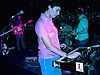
(12, 19, 33, 35)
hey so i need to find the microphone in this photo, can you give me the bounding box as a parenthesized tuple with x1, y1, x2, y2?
(11, 10, 24, 18)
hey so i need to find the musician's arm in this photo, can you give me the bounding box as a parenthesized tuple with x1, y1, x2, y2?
(76, 27, 88, 35)
(76, 18, 88, 35)
(72, 18, 88, 35)
(71, 27, 88, 35)
(41, 35, 67, 57)
(39, 23, 67, 57)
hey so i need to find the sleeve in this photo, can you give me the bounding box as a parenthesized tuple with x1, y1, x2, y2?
(35, 20, 48, 38)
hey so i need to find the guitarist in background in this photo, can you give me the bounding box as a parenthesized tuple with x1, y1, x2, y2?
(11, 14, 26, 51)
(71, 8, 89, 49)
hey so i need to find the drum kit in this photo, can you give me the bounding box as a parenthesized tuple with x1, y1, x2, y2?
(53, 45, 100, 74)
(0, 30, 15, 56)
(0, 41, 15, 55)
(59, 23, 73, 52)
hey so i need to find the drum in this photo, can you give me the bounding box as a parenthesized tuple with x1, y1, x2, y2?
(59, 23, 73, 48)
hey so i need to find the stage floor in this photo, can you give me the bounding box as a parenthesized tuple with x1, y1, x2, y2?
(0, 50, 100, 75)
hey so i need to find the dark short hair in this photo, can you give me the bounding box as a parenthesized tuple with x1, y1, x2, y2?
(47, 0, 61, 8)
(40, 0, 61, 12)
(76, 8, 84, 15)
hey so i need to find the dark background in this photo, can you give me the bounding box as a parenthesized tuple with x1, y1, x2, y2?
(0, 1, 100, 75)
(0, 0, 100, 53)
(0, 0, 100, 27)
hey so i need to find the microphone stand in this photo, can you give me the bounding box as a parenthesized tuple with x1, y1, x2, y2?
(0, 12, 25, 38)
(0, 29, 14, 37)
(0, 16, 16, 38)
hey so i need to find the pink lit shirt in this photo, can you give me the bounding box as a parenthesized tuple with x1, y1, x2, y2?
(35, 13, 60, 59)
